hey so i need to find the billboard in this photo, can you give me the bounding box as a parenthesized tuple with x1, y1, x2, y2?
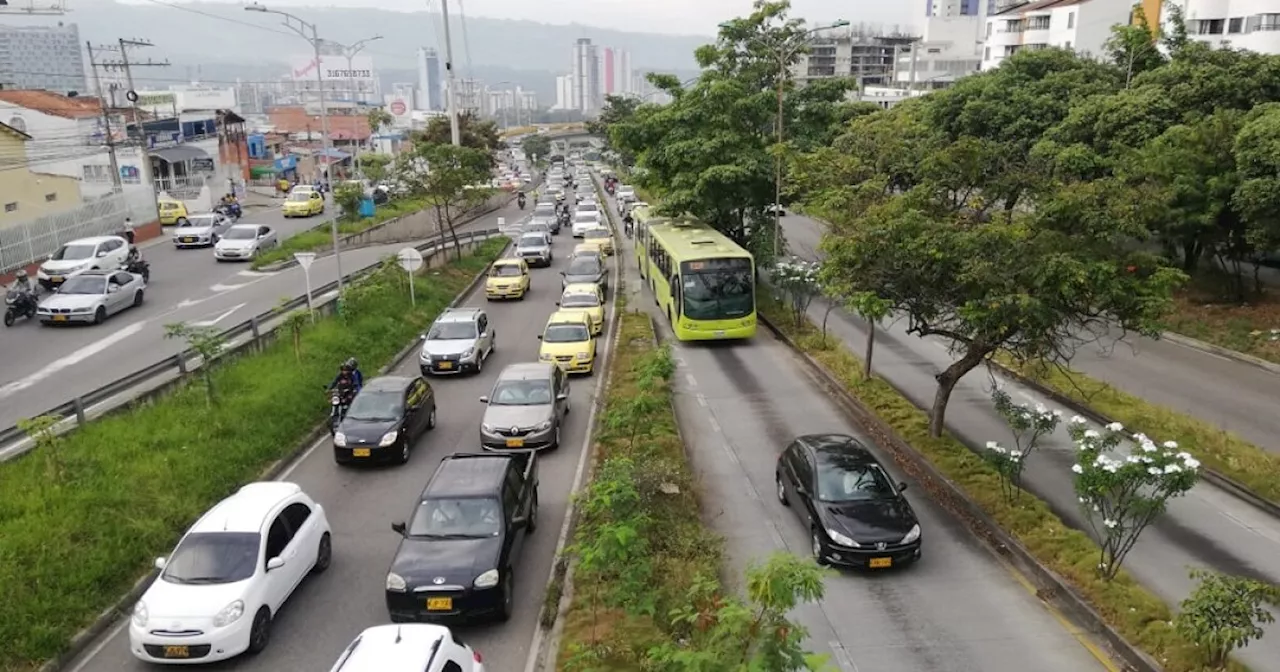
(384, 95, 411, 127)
(291, 54, 376, 84)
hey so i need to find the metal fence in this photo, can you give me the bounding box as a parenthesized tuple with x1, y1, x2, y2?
(0, 189, 156, 274)
(0, 227, 503, 462)
(154, 174, 210, 201)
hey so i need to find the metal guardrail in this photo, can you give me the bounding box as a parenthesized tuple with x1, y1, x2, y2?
(0, 228, 504, 461)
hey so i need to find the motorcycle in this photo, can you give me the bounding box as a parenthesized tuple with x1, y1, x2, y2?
(214, 202, 241, 220)
(327, 386, 353, 434)
(123, 248, 150, 283)
(4, 288, 37, 327)
(517, 195, 526, 210)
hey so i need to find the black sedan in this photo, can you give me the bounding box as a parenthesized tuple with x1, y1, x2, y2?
(775, 433, 922, 569)
(332, 376, 436, 465)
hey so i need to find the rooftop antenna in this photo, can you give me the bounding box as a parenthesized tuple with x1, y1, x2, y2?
(0, 0, 68, 15)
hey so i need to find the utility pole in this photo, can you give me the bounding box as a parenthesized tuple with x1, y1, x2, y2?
(440, 0, 462, 146)
(86, 42, 122, 192)
(102, 38, 169, 208)
(337, 35, 382, 179)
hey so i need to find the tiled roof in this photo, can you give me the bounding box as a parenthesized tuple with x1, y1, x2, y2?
(0, 90, 105, 119)
(266, 106, 370, 141)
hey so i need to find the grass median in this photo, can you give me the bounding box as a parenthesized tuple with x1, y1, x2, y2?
(756, 295, 1224, 672)
(0, 237, 506, 672)
(251, 197, 429, 269)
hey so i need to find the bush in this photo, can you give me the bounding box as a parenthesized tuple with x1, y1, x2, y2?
(251, 196, 430, 268)
(0, 238, 506, 669)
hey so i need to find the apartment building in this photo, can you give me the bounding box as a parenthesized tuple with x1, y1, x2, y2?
(792, 24, 920, 88)
(981, 0, 1134, 70)
(1157, 0, 1280, 55)
(0, 23, 87, 94)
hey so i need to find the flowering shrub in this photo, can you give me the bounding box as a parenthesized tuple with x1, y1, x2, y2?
(772, 259, 822, 329)
(1068, 419, 1201, 580)
(984, 390, 1062, 503)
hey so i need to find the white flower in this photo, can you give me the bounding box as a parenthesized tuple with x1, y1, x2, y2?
(1164, 463, 1183, 474)
(1184, 457, 1201, 470)
(1106, 422, 1124, 432)
(1070, 415, 1087, 425)
(1148, 466, 1163, 476)
(1140, 441, 1157, 453)
(1084, 429, 1100, 439)
(1010, 450, 1023, 459)
(1035, 403, 1048, 415)
(1071, 463, 1084, 474)
(1104, 519, 1118, 529)
(1162, 440, 1178, 450)
(1052, 409, 1064, 418)
(985, 441, 1000, 450)
(1078, 497, 1086, 504)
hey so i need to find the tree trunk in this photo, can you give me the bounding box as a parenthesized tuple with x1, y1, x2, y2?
(928, 348, 988, 438)
(863, 322, 876, 379)
(1181, 241, 1200, 274)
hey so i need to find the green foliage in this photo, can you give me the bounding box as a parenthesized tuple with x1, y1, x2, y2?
(358, 153, 393, 185)
(770, 258, 821, 330)
(366, 108, 393, 137)
(251, 196, 432, 268)
(17, 414, 66, 486)
(277, 297, 312, 362)
(332, 181, 364, 220)
(416, 111, 502, 154)
(984, 390, 1061, 504)
(1176, 569, 1280, 669)
(0, 239, 506, 669)
(163, 322, 227, 405)
(393, 142, 494, 258)
(586, 95, 641, 166)
(520, 133, 552, 163)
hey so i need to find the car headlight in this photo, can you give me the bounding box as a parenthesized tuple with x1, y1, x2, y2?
(539, 353, 552, 361)
(826, 528, 858, 548)
(212, 599, 244, 627)
(333, 432, 346, 447)
(577, 352, 591, 360)
(461, 348, 475, 360)
(481, 423, 495, 433)
(900, 524, 921, 544)
(131, 601, 148, 628)
(474, 569, 500, 589)
(379, 430, 399, 447)
(536, 420, 552, 431)
(386, 572, 407, 592)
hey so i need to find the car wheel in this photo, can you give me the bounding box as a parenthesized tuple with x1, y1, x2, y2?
(132, 289, 144, 307)
(475, 353, 484, 374)
(551, 425, 561, 450)
(398, 437, 411, 464)
(528, 491, 539, 532)
(497, 572, 514, 622)
(811, 530, 829, 566)
(776, 473, 789, 506)
(246, 608, 272, 654)
(426, 406, 437, 430)
(93, 305, 107, 325)
(312, 533, 332, 573)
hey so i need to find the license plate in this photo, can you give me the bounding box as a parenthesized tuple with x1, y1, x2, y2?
(182, 237, 196, 243)
(163, 645, 190, 658)
(506, 438, 524, 448)
(352, 448, 371, 457)
(52, 315, 67, 322)
(715, 330, 726, 337)
(49, 276, 62, 283)
(438, 361, 453, 370)
(426, 597, 452, 611)
(869, 557, 892, 569)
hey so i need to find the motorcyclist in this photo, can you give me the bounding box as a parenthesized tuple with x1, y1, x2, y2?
(517, 191, 526, 209)
(623, 212, 635, 237)
(8, 269, 34, 296)
(327, 359, 361, 406)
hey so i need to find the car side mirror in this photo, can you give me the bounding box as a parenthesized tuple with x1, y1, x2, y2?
(536, 334, 542, 340)
(96, 251, 107, 258)
(266, 556, 285, 571)
(554, 301, 560, 306)
(511, 515, 528, 528)
(153, 556, 167, 570)
(898, 482, 909, 492)
(794, 485, 808, 497)
(108, 285, 119, 293)
(556, 392, 569, 401)
(391, 521, 407, 536)
(479, 395, 489, 404)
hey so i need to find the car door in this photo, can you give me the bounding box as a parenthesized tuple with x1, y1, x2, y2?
(261, 513, 294, 610)
(554, 368, 569, 421)
(257, 226, 274, 251)
(111, 272, 135, 313)
(278, 502, 317, 598)
(476, 313, 492, 355)
(104, 238, 127, 268)
(401, 380, 421, 437)
(795, 449, 820, 528)
(310, 192, 323, 213)
(502, 472, 527, 564)
(413, 378, 434, 436)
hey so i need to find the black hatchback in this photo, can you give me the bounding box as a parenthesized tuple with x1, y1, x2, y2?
(775, 433, 922, 569)
(333, 376, 437, 465)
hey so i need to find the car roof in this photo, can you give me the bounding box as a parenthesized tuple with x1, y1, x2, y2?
(76, 269, 115, 277)
(796, 434, 875, 463)
(435, 307, 482, 323)
(190, 482, 304, 534)
(428, 454, 511, 498)
(65, 236, 122, 246)
(547, 310, 591, 326)
(364, 376, 414, 392)
(562, 282, 601, 296)
(496, 361, 556, 382)
(227, 223, 260, 230)
(492, 257, 525, 266)
(331, 624, 451, 671)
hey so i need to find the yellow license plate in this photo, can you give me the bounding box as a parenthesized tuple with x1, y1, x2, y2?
(869, 557, 892, 569)
(352, 448, 371, 457)
(52, 315, 67, 322)
(506, 438, 524, 448)
(49, 276, 62, 283)
(182, 237, 196, 243)
(426, 597, 452, 611)
(438, 361, 453, 370)
(163, 645, 190, 658)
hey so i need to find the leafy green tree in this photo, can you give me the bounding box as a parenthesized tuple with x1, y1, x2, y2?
(366, 107, 393, 137)
(416, 111, 502, 154)
(164, 323, 227, 406)
(1105, 5, 1165, 87)
(359, 153, 392, 186)
(1232, 103, 1280, 294)
(587, 94, 641, 166)
(332, 181, 364, 220)
(1176, 569, 1280, 669)
(393, 142, 493, 258)
(520, 133, 551, 163)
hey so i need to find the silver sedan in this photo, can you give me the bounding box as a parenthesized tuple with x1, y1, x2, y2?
(37, 269, 145, 325)
(213, 224, 279, 261)
(172, 212, 234, 248)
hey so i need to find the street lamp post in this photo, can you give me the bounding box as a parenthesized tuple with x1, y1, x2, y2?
(337, 35, 383, 179)
(246, 2, 346, 294)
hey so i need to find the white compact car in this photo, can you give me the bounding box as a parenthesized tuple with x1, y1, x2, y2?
(36, 235, 131, 291)
(572, 212, 603, 238)
(129, 482, 332, 664)
(214, 224, 278, 261)
(328, 624, 486, 672)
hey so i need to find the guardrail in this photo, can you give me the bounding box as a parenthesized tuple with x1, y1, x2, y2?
(0, 228, 506, 462)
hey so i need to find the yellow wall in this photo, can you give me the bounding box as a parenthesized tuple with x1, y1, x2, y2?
(0, 131, 83, 226)
(1135, 0, 1162, 27)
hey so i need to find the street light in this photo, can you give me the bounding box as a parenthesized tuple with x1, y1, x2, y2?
(333, 35, 383, 179)
(726, 19, 850, 261)
(245, 2, 346, 295)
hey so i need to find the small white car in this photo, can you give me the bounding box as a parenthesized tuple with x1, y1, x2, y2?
(328, 624, 486, 672)
(129, 482, 332, 664)
(214, 224, 278, 261)
(36, 235, 131, 291)
(572, 212, 603, 238)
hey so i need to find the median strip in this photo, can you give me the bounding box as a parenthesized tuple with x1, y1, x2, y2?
(0, 237, 507, 671)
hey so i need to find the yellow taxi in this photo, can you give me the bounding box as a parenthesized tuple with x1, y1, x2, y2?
(158, 199, 188, 225)
(581, 227, 614, 256)
(572, 243, 603, 260)
(538, 310, 596, 374)
(283, 190, 326, 217)
(485, 258, 530, 300)
(557, 283, 605, 335)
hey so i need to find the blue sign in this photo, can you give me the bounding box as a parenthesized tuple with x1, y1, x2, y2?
(274, 156, 297, 172)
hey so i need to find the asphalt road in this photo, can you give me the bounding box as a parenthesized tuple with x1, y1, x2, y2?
(785, 215, 1280, 670)
(0, 197, 513, 430)
(65, 213, 614, 672)
(607, 196, 1107, 671)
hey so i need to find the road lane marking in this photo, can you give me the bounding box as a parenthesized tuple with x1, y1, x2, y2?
(209, 282, 253, 292)
(0, 322, 147, 399)
(190, 303, 247, 327)
(828, 641, 860, 672)
(235, 270, 277, 277)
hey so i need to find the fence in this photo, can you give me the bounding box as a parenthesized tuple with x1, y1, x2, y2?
(0, 190, 156, 274)
(0, 227, 503, 462)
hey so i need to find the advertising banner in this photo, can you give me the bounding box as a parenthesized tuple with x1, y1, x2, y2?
(291, 54, 377, 84)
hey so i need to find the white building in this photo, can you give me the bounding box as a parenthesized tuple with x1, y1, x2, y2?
(553, 74, 574, 110)
(572, 38, 601, 112)
(133, 87, 238, 115)
(981, 0, 1134, 70)
(791, 25, 919, 89)
(895, 10, 988, 87)
(1160, 0, 1280, 55)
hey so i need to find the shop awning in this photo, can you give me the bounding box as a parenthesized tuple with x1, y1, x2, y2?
(151, 145, 209, 163)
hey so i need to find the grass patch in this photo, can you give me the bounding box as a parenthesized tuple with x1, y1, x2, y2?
(756, 294, 1230, 672)
(1165, 272, 1280, 364)
(251, 197, 431, 269)
(998, 354, 1280, 508)
(555, 309, 724, 670)
(0, 237, 506, 672)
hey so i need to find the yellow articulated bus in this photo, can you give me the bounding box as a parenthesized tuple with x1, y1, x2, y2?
(632, 210, 756, 341)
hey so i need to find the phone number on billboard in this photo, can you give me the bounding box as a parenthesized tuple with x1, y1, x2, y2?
(325, 69, 373, 78)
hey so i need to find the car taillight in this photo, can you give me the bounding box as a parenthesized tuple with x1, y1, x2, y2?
(473, 650, 483, 663)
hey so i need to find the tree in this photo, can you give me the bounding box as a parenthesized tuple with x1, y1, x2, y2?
(164, 322, 227, 405)
(586, 94, 641, 166)
(366, 107, 393, 137)
(394, 142, 493, 259)
(1231, 103, 1280, 296)
(416, 111, 502, 154)
(359, 153, 392, 186)
(1176, 569, 1280, 669)
(520, 133, 551, 163)
(984, 392, 1061, 504)
(332, 181, 364, 220)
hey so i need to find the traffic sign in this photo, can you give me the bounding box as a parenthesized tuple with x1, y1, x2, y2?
(390, 100, 407, 115)
(293, 252, 316, 270)
(397, 247, 424, 272)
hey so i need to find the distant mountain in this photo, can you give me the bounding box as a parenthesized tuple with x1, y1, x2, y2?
(61, 1, 708, 103)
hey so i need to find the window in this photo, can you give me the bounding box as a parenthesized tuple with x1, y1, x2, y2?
(282, 502, 313, 533)
(1229, 17, 1244, 33)
(4, 202, 17, 212)
(1197, 19, 1225, 34)
(443, 662, 464, 672)
(265, 516, 291, 564)
(1067, 12, 1075, 29)
(45, 193, 57, 203)
(984, 46, 991, 60)
(477, 314, 489, 334)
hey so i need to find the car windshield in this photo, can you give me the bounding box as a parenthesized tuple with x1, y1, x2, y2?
(534, 206, 555, 216)
(489, 378, 553, 405)
(680, 259, 755, 321)
(519, 235, 547, 247)
(561, 293, 599, 308)
(56, 276, 106, 295)
(491, 264, 523, 277)
(427, 321, 477, 340)
(184, 215, 217, 228)
(543, 323, 589, 343)
(816, 457, 898, 502)
(161, 532, 260, 584)
(51, 243, 96, 261)
(222, 227, 257, 240)
(409, 497, 501, 538)
(583, 229, 607, 240)
(287, 192, 313, 202)
(567, 259, 601, 276)
(346, 389, 403, 422)
(576, 203, 598, 212)
(574, 213, 598, 222)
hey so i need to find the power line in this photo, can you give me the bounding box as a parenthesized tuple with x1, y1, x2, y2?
(457, 0, 473, 80)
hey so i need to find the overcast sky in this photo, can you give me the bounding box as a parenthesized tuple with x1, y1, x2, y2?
(111, 0, 917, 36)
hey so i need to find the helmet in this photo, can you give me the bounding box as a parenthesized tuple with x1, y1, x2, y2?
(345, 357, 358, 370)
(15, 269, 27, 279)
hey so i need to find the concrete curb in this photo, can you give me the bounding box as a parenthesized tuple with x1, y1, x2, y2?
(1159, 330, 1280, 376)
(759, 314, 1162, 672)
(989, 359, 1280, 520)
(37, 240, 512, 672)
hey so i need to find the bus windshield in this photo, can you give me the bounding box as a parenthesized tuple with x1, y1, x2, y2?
(680, 258, 754, 321)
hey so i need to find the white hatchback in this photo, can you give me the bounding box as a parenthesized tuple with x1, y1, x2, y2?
(572, 211, 603, 238)
(129, 482, 333, 664)
(328, 624, 486, 672)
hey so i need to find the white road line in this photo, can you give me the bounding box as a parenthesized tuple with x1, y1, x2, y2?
(0, 322, 147, 399)
(828, 641, 861, 672)
(235, 270, 278, 277)
(189, 303, 247, 327)
(209, 282, 253, 292)
(684, 372, 697, 388)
